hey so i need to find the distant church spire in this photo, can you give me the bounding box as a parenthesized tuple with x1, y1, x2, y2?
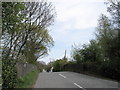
(63, 50, 67, 59)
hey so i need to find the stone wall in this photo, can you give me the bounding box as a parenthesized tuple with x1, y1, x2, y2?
(16, 62, 37, 78)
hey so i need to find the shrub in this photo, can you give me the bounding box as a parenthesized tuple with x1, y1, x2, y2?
(2, 59, 17, 88)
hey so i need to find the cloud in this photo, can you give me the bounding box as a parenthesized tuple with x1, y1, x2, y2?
(38, 0, 108, 63)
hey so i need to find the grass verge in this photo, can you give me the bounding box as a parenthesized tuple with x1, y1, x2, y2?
(16, 70, 39, 88)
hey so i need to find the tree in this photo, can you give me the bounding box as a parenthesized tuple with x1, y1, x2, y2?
(53, 59, 67, 72)
(106, 0, 120, 29)
(72, 40, 101, 63)
(2, 2, 55, 60)
(66, 0, 119, 81)
(2, 2, 25, 88)
(106, 0, 120, 70)
(2, 2, 25, 59)
(96, 14, 117, 61)
(2, 1, 55, 88)
(95, 4, 120, 80)
(21, 29, 54, 64)
(71, 45, 83, 63)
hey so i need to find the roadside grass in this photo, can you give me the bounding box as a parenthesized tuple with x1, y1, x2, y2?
(17, 70, 39, 88)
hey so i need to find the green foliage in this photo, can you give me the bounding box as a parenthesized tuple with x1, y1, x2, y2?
(2, 59, 17, 88)
(2, 2, 25, 89)
(72, 40, 100, 64)
(16, 70, 39, 88)
(2, 2, 55, 89)
(53, 59, 67, 72)
(22, 29, 54, 64)
(63, 61, 78, 72)
(53, 60, 61, 72)
(95, 14, 119, 80)
(69, 14, 119, 81)
(2, 2, 25, 34)
(71, 46, 83, 63)
(66, 0, 120, 81)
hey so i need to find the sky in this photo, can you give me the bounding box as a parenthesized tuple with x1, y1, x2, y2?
(38, 0, 109, 64)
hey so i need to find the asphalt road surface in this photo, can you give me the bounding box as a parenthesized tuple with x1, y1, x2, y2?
(34, 72, 119, 89)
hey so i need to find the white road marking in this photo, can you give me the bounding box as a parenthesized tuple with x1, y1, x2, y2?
(74, 83, 85, 89)
(59, 74, 66, 78)
(58, 73, 85, 89)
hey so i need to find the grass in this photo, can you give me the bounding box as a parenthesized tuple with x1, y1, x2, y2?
(16, 70, 39, 88)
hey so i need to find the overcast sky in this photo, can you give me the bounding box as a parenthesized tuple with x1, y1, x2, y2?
(38, 0, 109, 64)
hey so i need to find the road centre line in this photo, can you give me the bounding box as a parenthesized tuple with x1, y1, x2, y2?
(59, 73, 85, 89)
(74, 83, 85, 90)
(59, 74, 66, 78)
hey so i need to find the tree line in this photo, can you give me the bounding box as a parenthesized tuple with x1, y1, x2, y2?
(2, 2, 55, 88)
(50, 0, 120, 81)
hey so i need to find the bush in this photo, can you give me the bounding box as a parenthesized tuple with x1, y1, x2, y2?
(2, 59, 17, 88)
(100, 63, 120, 80)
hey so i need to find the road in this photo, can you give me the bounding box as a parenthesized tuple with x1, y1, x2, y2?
(34, 72, 119, 89)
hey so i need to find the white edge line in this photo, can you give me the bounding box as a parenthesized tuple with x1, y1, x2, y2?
(59, 74, 66, 78)
(74, 83, 84, 89)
